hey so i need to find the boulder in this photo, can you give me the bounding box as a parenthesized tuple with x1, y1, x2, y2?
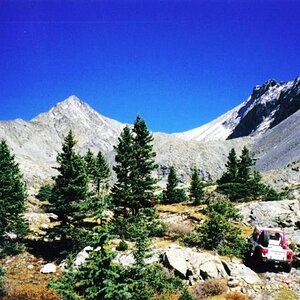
(163, 244, 189, 278)
(226, 261, 261, 285)
(189, 251, 228, 279)
(162, 244, 228, 280)
(40, 263, 57, 274)
(238, 199, 300, 229)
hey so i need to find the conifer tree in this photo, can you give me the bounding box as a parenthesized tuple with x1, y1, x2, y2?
(85, 149, 111, 197)
(131, 116, 158, 215)
(84, 148, 97, 183)
(112, 117, 158, 216)
(46, 130, 88, 244)
(189, 168, 204, 204)
(163, 166, 187, 204)
(237, 146, 254, 182)
(218, 148, 238, 184)
(95, 151, 111, 196)
(111, 126, 135, 216)
(0, 139, 28, 254)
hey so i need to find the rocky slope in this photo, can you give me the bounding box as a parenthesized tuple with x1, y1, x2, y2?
(1, 74, 300, 189)
(174, 76, 300, 142)
(0, 96, 252, 189)
(0, 96, 125, 188)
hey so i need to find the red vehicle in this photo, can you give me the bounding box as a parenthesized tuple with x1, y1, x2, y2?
(247, 227, 294, 272)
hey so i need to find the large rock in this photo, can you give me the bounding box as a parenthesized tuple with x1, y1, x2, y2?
(238, 199, 300, 245)
(162, 244, 189, 278)
(225, 260, 261, 285)
(188, 251, 228, 279)
(162, 244, 228, 280)
(239, 199, 300, 228)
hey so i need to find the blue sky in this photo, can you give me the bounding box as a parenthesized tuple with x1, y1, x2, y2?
(0, 0, 299, 133)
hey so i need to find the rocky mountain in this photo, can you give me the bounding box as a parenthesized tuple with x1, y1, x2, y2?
(0, 96, 125, 188)
(174, 76, 300, 142)
(1, 75, 300, 190)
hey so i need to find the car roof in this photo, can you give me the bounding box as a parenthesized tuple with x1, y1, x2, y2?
(255, 226, 285, 234)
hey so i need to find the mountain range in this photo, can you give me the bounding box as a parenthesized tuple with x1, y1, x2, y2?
(1, 76, 300, 192)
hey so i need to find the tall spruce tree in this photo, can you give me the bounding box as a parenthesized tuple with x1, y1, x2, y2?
(218, 148, 238, 184)
(189, 168, 204, 205)
(112, 117, 158, 216)
(0, 139, 28, 254)
(131, 116, 158, 215)
(111, 126, 135, 216)
(237, 146, 254, 182)
(46, 130, 88, 244)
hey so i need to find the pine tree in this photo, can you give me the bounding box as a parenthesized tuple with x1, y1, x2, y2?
(237, 146, 254, 182)
(45, 130, 88, 245)
(131, 116, 158, 215)
(84, 148, 97, 183)
(0, 139, 28, 255)
(85, 149, 111, 197)
(189, 168, 204, 205)
(95, 151, 111, 196)
(163, 166, 187, 204)
(111, 126, 135, 216)
(112, 117, 158, 216)
(218, 148, 238, 184)
(197, 199, 247, 257)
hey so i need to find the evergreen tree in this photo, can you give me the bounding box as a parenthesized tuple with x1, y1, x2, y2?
(0, 139, 28, 255)
(218, 148, 238, 184)
(189, 168, 204, 205)
(95, 151, 111, 196)
(163, 166, 187, 204)
(45, 130, 88, 245)
(84, 148, 97, 183)
(111, 126, 135, 216)
(197, 199, 247, 257)
(112, 117, 158, 216)
(85, 149, 111, 197)
(131, 116, 158, 215)
(237, 146, 254, 182)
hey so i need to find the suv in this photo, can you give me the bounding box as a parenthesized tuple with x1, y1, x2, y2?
(247, 227, 294, 272)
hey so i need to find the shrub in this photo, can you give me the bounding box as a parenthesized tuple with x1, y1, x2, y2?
(116, 239, 129, 251)
(199, 278, 227, 297)
(3, 283, 62, 300)
(226, 291, 251, 300)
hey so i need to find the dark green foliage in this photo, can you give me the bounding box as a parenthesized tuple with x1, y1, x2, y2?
(237, 146, 254, 182)
(189, 168, 204, 205)
(85, 149, 111, 197)
(194, 199, 247, 257)
(44, 130, 88, 247)
(111, 126, 135, 216)
(218, 148, 238, 184)
(0, 139, 28, 257)
(51, 221, 191, 300)
(112, 117, 158, 216)
(36, 183, 54, 202)
(217, 147, 282, 201)
(116, 240, 129, 251)
(163, 166, 187, 204)
(131, 116, 158, 215)
(112, 208, 166, 240)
